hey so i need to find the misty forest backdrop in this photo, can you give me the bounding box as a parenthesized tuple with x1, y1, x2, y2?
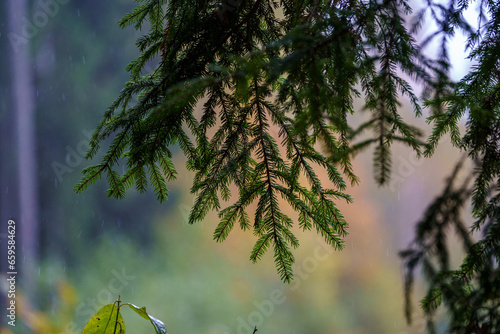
(0, 0, 477, 333)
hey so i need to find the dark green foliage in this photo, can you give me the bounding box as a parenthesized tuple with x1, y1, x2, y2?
(401, 158, 500, 333)
(77, 0, 500, 330)
(76, 0, 426, 283)
(400, 0, 500, 332)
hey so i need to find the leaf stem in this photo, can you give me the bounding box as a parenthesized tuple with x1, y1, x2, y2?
(113, 296, 121, 334)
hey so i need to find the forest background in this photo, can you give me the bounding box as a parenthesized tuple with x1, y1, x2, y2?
(0, 0, 474, 333)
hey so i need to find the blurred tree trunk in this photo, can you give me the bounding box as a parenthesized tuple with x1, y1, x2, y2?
(0, 3, 18, 327)
(7, 0, 40, 301)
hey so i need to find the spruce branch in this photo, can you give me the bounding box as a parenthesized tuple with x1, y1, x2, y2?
(75, 0, 500, 292)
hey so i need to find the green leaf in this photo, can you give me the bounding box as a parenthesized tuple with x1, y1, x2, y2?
(126, 304, 168, 334)
(82, 304, 125, 334)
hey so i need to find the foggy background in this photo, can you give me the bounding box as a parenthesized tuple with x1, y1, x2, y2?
(0, 1, 472, 333)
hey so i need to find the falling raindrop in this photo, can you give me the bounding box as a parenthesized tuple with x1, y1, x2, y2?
(55, 179, 58, 188)
(5, 187, 8, 194)
(82, 56, 86, 64)
(77, 9, 80, 17)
